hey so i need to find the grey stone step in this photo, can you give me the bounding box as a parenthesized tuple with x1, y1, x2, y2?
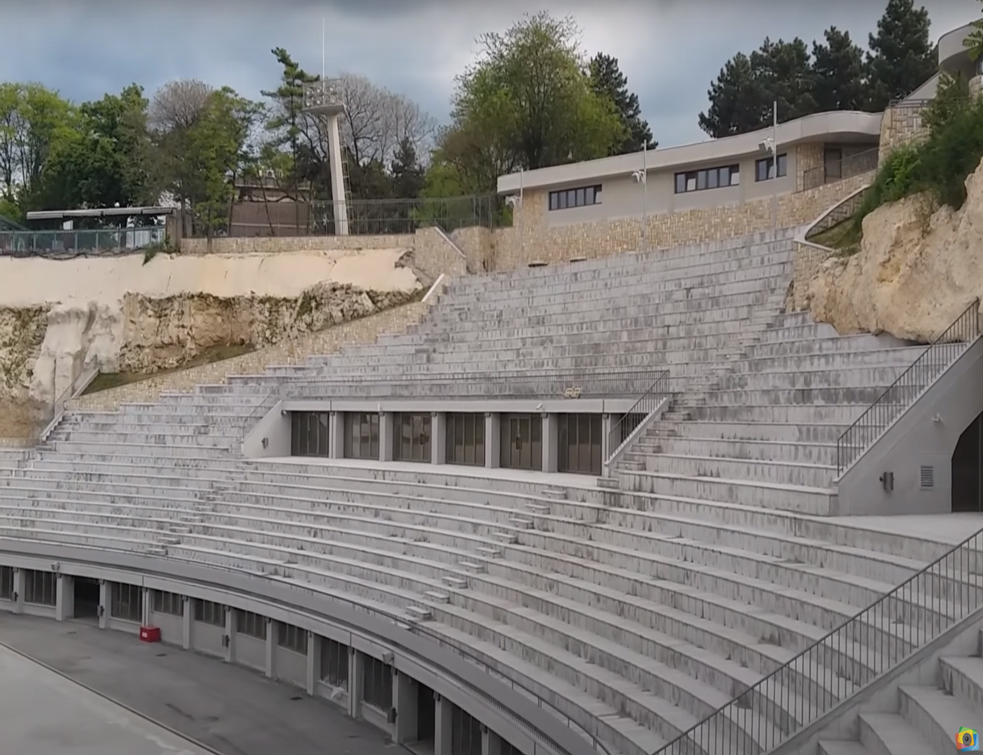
(624, 452, 835, 488)
(857, 712, 934, 755)
(634, 436, 838, 466)
(898, 684, 979, 755)
(646, 420, 849, 444)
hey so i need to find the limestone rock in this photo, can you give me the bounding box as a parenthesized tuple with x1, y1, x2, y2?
(807, 160, 983, 342)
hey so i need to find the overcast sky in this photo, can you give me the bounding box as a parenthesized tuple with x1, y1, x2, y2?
(0, 0, 978, 148)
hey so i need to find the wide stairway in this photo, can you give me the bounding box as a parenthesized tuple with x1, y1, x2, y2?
(0, 231, 967, 755)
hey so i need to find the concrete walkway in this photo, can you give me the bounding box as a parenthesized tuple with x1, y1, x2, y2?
(0, 614, 404, 755)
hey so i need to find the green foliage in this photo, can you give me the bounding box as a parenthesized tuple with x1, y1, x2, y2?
(856, 95, 983, 227)
(587, 53, 656, 155)
(964, 0, 983, 62)
(441, 11, 624, 193)
(700, 0, 936, 137)
(922, 72, 970, 136)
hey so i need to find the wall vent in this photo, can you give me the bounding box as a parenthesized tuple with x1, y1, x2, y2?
(920, 465, 935, 489)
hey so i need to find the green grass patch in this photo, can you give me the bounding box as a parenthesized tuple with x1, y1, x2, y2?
(808, 217, 864, 257)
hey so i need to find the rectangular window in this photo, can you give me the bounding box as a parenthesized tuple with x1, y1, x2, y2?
(0, 566, 12, 600)
(755, 153, 788, 182)
(500, 741, 521, 755)
(291, 411, 330, 457)
(277, 622, 308, 655)
(152, 590, 183, 616)
(362, 654, 393, 711)
(674, 164, 739, 194)
(23, 570, 56, 606)
(111, 582, 143, 622)
(344, 412, 380, 460)
(557, 413, 603, 476)
(547, 184, 601, 211)
(392, 412, 432, 463)
(320, 637, 350, 687)
(236, 610, 267, 640)
(445, 413, 486, 466)
(452, 706, 484, 755)
(194, 599, 225, 627)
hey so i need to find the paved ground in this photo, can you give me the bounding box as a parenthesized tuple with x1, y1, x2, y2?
(0, 614, 405, 755)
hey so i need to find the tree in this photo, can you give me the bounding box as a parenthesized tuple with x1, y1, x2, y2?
(811, 27, 869, 112)
(698, 53, 767, 138)
(922, 71, 970, 135)
(438, 12, 623, 194)
(588, 53, 655, 154)
(867, 0, 935, 111)
(0, 82, 73, 212)
(390, 137, 425, 199)
(964, 0, 983, 63)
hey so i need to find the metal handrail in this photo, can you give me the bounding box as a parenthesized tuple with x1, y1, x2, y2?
(836, 299, 981, 475)
(0, 541, 614, 755)
(653, 524, 983, 755)
(606, 371, 671, 462)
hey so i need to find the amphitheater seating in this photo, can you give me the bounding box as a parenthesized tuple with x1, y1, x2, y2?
(1, 230, 965, 755)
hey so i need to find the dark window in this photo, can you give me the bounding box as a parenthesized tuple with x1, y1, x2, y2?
(547, 184, 601, 211)
(152, 590, 183, 616)
(451, 706, 483, 755)
(344, 412, 380, 460)
(320, 637, 350, 687)
(363, 654, 393, 710)
(236, 610, 267, 640)
(291, 411, 330, 457)
(278, 622, 308, 655)
(0, 566, 12, 600)
(195, 599, 225, 627)
(557, 413, 603, 476)
(392, 412, 432, 462)
(674, 164, 740, 194)
(111, 582, 142, 621)
(755, 153, 788, 182)
(446, 413, 486, 466)
(24, 570, 56, 606)
(500, 740, 521, 755)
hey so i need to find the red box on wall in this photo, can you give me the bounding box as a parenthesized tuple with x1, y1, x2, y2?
(139, 625, 161, 643)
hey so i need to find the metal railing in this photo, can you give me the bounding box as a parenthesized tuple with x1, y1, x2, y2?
(801, 148, 880, 192)
(606, 371, 671, 463)
(0, 227, 166, 258)
(836, 299, 981, 474)
(220, 194, 502, 239)
(654, 524, 983, 755)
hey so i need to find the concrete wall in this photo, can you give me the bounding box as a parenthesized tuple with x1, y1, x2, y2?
(234, 634, 266, 673)
(836, 339, 983, 516)
(191, 620, 225, 659)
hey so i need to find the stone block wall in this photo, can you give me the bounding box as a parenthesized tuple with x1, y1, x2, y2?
(489, 171, 873, 271)
(180, 234, 415, 255)
(410, 227, 468, 283)
(69, 301, 430, 411)
(879, 104, 929, 163)
(788, 241, 833, 311)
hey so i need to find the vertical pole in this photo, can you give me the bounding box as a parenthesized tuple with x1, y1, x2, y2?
(641, 144, 648, 250)
(321, 18, 325, 81)
(518, 169, 524, 265)
(772, 100, 778, 231)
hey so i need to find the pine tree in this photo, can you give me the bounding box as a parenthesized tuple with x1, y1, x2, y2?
(390, 137, 425, 199)
(588, 53, 656, 154)
(751, 38, 818, 123)
(812, 27, 869, 112)
(867, 0, 935, 111)
(698, 52, 768, 137)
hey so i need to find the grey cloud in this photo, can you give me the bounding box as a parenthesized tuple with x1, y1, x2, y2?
(0, 0, 977, 149)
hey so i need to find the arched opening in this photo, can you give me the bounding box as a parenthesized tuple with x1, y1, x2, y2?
(952, 409, 983, 512)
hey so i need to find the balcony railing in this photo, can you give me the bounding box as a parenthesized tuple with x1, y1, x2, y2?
(0, 227, 166, 258)
(801, 147, 880, 192)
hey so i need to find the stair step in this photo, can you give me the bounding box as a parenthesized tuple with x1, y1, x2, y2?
(441, 576, 468, 589)
(405, 605, 433, 621)
(423, 591, 450, 604)
(492, 531, 518, 544)
(458, 560, 486, 574)
(475, 546, 503, 558)
(525, 503, 550, 514)
(508, 517, 534, 529)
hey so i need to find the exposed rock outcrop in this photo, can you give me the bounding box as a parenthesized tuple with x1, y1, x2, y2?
(807, 161, 983, 342)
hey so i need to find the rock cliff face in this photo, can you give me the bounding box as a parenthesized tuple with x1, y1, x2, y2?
(807, 161, 983, 342)
(0, 282, 420, 438)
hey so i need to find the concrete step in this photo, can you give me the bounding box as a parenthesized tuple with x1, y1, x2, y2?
(898, 684, 979, 755)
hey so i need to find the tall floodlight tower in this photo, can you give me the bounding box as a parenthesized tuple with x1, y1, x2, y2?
(303, 78, 350, 236)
